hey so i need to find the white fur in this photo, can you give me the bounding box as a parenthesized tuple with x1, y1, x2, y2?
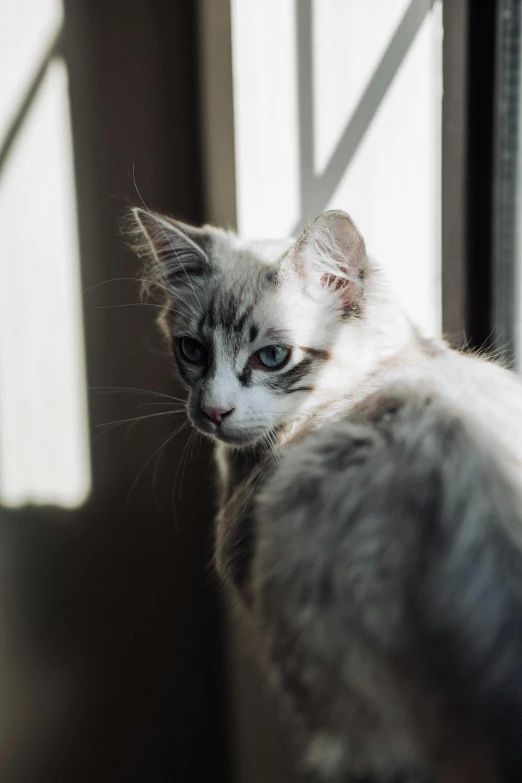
(132, 208, 522, 489)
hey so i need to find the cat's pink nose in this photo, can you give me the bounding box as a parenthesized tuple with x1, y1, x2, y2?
(201, 406, 234, 425)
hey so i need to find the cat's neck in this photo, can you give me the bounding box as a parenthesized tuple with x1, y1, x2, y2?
(291, 268, 425, 414)
(278, 327, 438, 448)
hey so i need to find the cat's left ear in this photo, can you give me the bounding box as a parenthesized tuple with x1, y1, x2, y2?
(130, 208, 211, 286)
(290, 210, 366, 312)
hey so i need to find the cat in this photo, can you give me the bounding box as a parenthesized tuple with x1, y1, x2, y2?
(128, 207, 522, 783)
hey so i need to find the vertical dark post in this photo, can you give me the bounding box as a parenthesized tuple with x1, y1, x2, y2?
(443, 0, 498, 349)
(492, 0, 522, 367)
(442, 0, 470, 344)
(465, 0, 498, 349)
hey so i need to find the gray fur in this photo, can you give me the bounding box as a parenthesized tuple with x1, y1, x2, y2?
(129, 207, 522, 783)
(251, 388, 517, 782)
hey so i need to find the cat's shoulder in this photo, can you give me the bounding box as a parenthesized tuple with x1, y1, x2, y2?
(387, 338, 522, 402)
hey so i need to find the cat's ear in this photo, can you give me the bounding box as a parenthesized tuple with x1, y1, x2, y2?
(291, 210, 366, 312)
(130, 208, 211, 287)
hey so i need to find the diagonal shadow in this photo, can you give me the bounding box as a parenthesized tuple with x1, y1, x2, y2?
(295, 0, 314, 216)
(0, 28, 63, 181)
(293, 0, 434, 234)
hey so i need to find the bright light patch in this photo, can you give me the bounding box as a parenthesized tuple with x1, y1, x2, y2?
(0, 0, 63, 144)
(231, 0, 300, 238)
(322, 1, 443, 336)
(312, 0, 412, 176)
(0, 59, 91, 508)
(230, 0, 442, 338)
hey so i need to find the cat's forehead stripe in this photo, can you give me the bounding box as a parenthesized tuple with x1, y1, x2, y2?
(300, 346, 331, 361)
(202, 288, 253, 332)
(266, 356, 316, 392)
(232, 304, 254, 334)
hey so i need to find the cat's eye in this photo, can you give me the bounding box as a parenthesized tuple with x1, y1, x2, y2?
(180, 337, 207, 364)
(256, 345, 291, 369)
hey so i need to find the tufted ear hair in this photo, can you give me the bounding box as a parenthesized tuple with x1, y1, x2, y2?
(290, 210, 367, 312)
(129, 208, 212, 292)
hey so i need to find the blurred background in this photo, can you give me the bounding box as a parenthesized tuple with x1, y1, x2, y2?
(0, 0, 519, 781)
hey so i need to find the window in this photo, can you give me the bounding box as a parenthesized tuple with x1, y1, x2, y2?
(0, 0, 90, 507)
(228, 0, 442, 336)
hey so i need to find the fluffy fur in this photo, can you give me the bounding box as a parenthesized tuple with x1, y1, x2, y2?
(129, 207, 522, 783)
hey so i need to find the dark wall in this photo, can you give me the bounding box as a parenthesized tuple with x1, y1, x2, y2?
(0, 2, 228, 782)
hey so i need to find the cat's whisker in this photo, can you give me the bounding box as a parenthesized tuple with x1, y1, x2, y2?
(259, 429, 278, 464)
(95, 410, 185, 429)
(151, 420, 190, 497)
(84, 275, 174, 300)
(90, 421, 129, 445)
(178, 430, 198, 496)
(172, 429, 197, 503)
(126, 420, 191, 502)
(267, 430, 281, 464)
(90, 407, 185, 446)
(189, 428, 201, 462)
(138, 401, 187, 408)
(85, 274, 199, 319)
(93, 302, 183, 318)
(131, 166, 203, 311)
(89, 385, 181, 401)
(165, 287, 200, 319)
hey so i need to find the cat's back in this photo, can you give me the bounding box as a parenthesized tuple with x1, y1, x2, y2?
(385, 345, 522, 496)
(253, 345, 522, 781)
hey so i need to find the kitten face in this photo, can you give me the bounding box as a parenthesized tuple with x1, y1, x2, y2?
(171, 265, 336, 445)
(131, 209, 367, 446)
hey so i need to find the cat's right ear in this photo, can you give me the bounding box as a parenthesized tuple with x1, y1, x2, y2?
(287, 210, 366, 313)
(129, 208, 212, 287)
